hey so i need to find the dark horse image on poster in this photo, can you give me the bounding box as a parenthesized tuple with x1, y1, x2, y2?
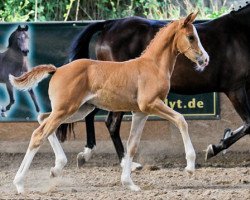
(0, 25, 40, 117)
(56, 2, 250, 167)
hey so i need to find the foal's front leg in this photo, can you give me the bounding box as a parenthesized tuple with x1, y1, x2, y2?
(106, 112, 143, 171)
(149, 99, 196, 173)
(121, 112, 148, 191)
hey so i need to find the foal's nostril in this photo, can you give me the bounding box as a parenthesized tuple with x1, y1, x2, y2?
(198, 59, 204, 66)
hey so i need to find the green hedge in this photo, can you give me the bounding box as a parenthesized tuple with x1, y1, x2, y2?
(0, 0, 231, 22)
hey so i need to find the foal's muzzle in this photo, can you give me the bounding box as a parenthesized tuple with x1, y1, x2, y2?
(195, 54, 209, 72)
(197, 56, 208, 67)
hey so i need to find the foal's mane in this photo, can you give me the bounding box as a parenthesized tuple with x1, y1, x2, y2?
(140, 20, 176, 56)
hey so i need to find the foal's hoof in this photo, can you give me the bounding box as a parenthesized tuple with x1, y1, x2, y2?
(129, 184, 141, 191)
(13, 179, 25, 194)
(205, 144, 215, 161)
(121, 159, 143, 171)
(77, 152, 86, 168)
(50, 167, 61, 178)
(184, 166, 195, 176)
(121, 179, 141, 191)
(16, 186, 25, 194)
(131, 162, 143, 171)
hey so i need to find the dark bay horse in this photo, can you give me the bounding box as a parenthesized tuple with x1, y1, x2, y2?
(59, 2, 250, 168)
(11, 13, 208, 193)
(0, 25, 40, 117)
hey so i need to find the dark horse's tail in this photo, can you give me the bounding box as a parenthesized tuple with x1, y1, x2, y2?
(56, 20, 111, 142)
(70, 21, 107, 60)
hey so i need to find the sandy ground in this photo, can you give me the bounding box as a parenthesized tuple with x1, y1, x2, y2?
(0, 152, 250, 200)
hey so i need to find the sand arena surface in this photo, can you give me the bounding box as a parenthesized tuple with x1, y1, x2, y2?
(0, 152, 249, 200)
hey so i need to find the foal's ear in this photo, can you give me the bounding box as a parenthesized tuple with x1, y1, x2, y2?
(183, 11, 198, 27)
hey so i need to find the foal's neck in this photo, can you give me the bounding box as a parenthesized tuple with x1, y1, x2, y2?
(141, 21, 179, 75)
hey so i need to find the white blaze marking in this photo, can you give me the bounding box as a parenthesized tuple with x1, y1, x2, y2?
(192, 25, 209, 72)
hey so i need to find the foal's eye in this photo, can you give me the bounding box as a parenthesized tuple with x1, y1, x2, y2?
(187, 35, 195, 42)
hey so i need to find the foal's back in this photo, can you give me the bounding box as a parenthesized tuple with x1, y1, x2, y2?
(49, 58, 159, 112)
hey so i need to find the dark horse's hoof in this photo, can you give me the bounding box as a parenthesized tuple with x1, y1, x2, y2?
(205, 144, 215, 161)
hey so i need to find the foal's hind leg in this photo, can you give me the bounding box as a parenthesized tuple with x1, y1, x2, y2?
(121, 112, 148, 191)
(13, 111, 70, 194)
(48, 133, 68, 177)
(146, 99, 196, 173)
(13, 102, 95, 193)
(39, 104, 95, 176)
(38, 113, 67, 178)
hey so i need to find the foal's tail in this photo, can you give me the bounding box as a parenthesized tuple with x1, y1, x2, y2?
(9, 64, 74, 143)
(9, 64, 56, 90)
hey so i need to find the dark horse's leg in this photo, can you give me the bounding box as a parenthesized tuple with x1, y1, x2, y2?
(28, 89, 40, 112)
(205, 87, 250, 160)
(77, 108, 99, 168)
(85, 108, 100, 148)
(105, 111, 125, 161)
(1, 82, 15, 117)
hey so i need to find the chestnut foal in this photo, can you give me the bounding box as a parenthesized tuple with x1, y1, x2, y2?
(10, 12, 209, 193)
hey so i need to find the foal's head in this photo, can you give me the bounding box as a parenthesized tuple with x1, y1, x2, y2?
(174, 12, 209, 71)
